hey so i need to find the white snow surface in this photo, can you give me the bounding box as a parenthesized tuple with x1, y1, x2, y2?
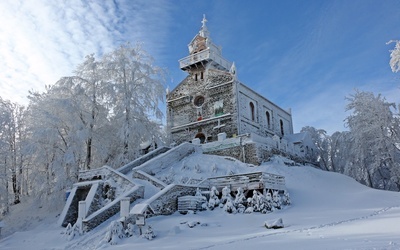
(1, 154, 400, 250)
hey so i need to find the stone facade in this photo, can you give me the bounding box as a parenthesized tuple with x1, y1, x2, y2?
(167, 16, 294, 146)
(82, 186, 144, 232)
(167, 68, 238, 144)
(147, 184, 207, 215)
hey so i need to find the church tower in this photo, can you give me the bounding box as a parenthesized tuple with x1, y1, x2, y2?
(167, 15, 238, 144)
(167, 15, 294, 147)
(179, 15, 232, 74)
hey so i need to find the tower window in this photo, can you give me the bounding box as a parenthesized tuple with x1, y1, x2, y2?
(200, 71, 204, 80)
(266, 111, 271, 128)
(194, 73, 198, 81)
(280, 119, 284, 136)
(249, 102, 255, 121)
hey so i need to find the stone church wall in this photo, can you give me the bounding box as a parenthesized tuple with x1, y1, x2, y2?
(237, 83, 293, 138)
(168, 68, 239, 144)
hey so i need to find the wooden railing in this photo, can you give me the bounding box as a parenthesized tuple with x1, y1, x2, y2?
(179, 48, 232, 70)
(202, 171, 286, 192)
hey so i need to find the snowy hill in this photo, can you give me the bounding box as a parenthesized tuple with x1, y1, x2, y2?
(1, 154, 400, 250)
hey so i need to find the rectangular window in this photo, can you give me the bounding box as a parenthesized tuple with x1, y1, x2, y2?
(214, 100, 224, 116)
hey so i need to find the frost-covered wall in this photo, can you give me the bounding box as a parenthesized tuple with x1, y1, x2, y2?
(237, 83, 293, 138)
(83, 186, 144, 232)
(146, 184, 207, 215)
(202, 133, 310, 165)
(167, 67, 294, 146)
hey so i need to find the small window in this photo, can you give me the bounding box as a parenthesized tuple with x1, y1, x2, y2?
(200, 71, 204, 80)
(194, 73, 198, 81)
(195, 133, 206, 144)
(250, 102, 255, 121)
(194, 96, 205, 107)
(266, 111, 271, 128)
(214, 100, 223, 116)
(280, 119, 284, 136)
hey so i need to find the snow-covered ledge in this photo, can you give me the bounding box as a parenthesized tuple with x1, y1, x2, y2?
(171, 113, 231, 131)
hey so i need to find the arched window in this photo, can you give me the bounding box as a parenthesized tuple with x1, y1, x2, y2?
(280, 119, 284, 136)
(249, 102, 255, 121)
(195, 132, 206, 144)
(266, 111, 271, 128)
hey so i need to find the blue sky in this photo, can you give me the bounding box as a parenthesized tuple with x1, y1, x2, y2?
(0, 0, 399, 134)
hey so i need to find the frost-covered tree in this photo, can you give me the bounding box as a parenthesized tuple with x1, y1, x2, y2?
(0, 97, 26, 208)
(101, 43, 165, 165)
(26, 87, 82, 201)
(71, 54, 111, 170)
(345, 90, 400, 190)
(301, 126, 329, 170)
(388, 39, 400, 73)
(329, 131, 354, 174)
(25, 70, 110, 203)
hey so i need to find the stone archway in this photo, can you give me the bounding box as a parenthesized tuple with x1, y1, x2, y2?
(195, 132, 206, 144)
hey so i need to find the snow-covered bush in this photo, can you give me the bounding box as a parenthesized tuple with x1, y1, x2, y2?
(208, 186, 220, 210)
(125, 223, 135, 237)
(244, 206, 254, 214)
(223, 199, 237, 214)
(282, 191, 291, 206)
(272, 191, 282, 210)
(221, 189, 288, 214)
(237, 204, 246, 213)
(220, 186, 232, 205)
(102, 221, 125, 245)
(233, 187, 246, 207)
(142, 225, 156, 240)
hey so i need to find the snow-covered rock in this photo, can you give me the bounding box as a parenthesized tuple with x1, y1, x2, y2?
(265, 218, 284, 229)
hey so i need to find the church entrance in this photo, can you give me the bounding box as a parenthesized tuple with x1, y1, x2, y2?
(195, 132, 206, 144)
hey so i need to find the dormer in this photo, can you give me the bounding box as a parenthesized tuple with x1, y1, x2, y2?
(179, 15, 232, 72)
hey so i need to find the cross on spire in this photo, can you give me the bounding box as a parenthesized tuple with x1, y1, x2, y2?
(201, 14, 207, 28)
(199, 14, 209, 38)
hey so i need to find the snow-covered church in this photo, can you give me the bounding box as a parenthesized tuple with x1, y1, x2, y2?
(57, 16, 315, 235)
(167, 16, 315, 162)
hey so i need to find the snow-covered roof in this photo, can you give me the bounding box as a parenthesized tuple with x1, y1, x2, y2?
(130, 203, 149, 215)
(140, 141, 151, 150)
(284, 132, 308, 144)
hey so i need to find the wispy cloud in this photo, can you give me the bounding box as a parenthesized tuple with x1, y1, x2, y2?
(0, 0, 172, 104)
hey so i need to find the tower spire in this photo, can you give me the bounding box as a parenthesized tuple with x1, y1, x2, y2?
(199, 14, 210, 38)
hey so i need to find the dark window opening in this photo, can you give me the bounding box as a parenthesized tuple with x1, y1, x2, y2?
(200, 71, 204, 80)
(195, 133, 206, 143)
(194, 96, 205, 107)
(250, 102, 255, 121)
(194, 73, 198, 81)
(280, 119, 284, 136)
(266, 111, 271, 128)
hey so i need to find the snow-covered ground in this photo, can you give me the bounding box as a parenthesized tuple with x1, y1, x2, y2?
(1, 154, 400, 250)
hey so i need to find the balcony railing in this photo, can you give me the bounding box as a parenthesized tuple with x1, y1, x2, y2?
(179, 48, 232, 70)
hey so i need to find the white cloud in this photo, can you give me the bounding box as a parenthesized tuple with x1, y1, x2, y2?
(0, 0, 172, 104)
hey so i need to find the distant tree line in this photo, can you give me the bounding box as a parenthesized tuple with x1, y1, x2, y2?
(303, 40, 400, 191)
(303, 90, 400, 191)
(0, 44, 165, 215)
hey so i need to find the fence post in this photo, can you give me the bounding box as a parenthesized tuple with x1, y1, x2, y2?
(120, 197, 130, 227)
(78, 201, 86, 235)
